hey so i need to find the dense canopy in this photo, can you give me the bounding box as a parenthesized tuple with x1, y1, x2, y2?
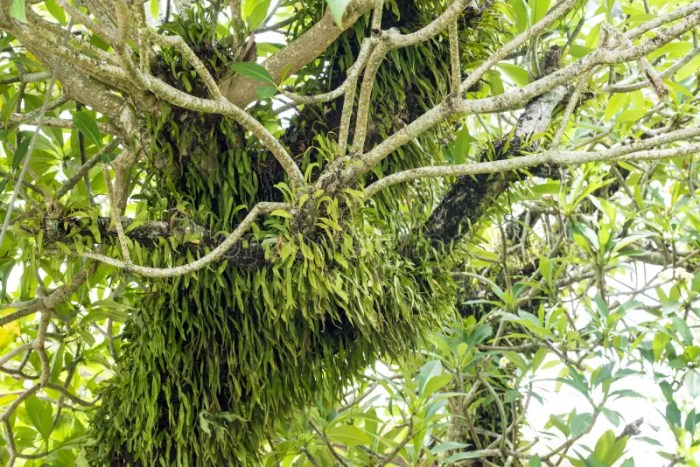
(0, 0, 699, 465)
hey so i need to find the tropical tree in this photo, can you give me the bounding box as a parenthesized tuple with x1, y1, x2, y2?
(0, 0, 698, 465)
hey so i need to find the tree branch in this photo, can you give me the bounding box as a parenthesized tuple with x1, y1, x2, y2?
(366, 136, 700, 197)
(345, 9, 700, 181)
(219, 0, 375, 107)
(80, 202, 288, 277)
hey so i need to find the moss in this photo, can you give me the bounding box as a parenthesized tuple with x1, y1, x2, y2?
(86, 7, 461, 465)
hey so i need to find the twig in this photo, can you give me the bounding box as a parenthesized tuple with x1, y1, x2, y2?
(102, 162, 131, 263)
(377, 416, 413, 467)
(45, 383, 97, 407)
(477, 374, 509, 457)
(449, 20, 460, 93)
(309, 421, 351, 467)
(606, 47, 700, 93)
(0, 265, 92, 327)
(0, 15, 76, 251)
(364, 135, 700, 196)
(602, 23, 667, 98)
(56, 138, 121, 199)
(146, 28, 223, 100)
(551, 71, 592, 148)
(81, 202, 289, 277)
(458, 0, 577, 95)
(55, 0, 115, 42)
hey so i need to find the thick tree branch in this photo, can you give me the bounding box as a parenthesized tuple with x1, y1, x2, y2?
(44, 212, 269, 270)
(366, 125, 700, 198)
(0, 265, 92, 327)
(344, 9, 700, 182)
(81, 202, 288, 277)
(219, 0, 375, 107)
(421, 83, 568, 245)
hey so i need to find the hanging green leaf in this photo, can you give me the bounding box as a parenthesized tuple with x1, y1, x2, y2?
(12, 132, 31, 171)
(325, 425, 371, 446)
(74, 111, 103, 149)
(9, 0, 26, 23)
(242, 0, 271, 29)
(229, 62, 274, 84)
(25, 395, 53, 439)
(255, 85, 278, 99)
(326, 0, 351, 27)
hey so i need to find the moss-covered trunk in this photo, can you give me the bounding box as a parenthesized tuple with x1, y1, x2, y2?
(84, 3, 516, 464)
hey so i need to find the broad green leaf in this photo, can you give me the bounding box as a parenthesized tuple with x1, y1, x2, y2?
(149, 0, 159, 18)
(0, 321, 19, 350)
(570, 412, 592, 437)
(652, 332, 671, 360)
(685, 370, 700, 398)
(229, 62, 274, 84)
(453, 127, 472, 164)
(25, 395, 53, 439)
(604, 93, 628, 122)
(602, 407, 622, 426)
(675, 53, 700, 81)
(10, 0, 26, 23)
(418, 360, 442, 396)
(325, 425, 371, 446)
(44, 0, 66, 23)
(666, 402, 681, 427)
(242, 0, 271, 29)
(326, 0, 351, 27)
(2, 88, 21, 126)
(256, 85, 278, 99)
(531, 0, 550, 23)
(487, 69, 504, 95)
(684, 409, 698, 434)
(497, 63, 530, 86)
(510, 0, 529, 32)
(423, 374, 452, 398)
(12, 133, 31, 170)
(74, 111, 103, 148)
(591, 430, 627, 465)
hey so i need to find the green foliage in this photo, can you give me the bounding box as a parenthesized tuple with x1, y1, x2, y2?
(326, 0, 352, 27)
(8, 0, 26, 23)
(1, 0, 699, 466)
(85, 8, 458, 464)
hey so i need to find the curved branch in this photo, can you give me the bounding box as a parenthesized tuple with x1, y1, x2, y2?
(282, 37, 375, 105)
(346, 9, 700, 180)
(0, 265, 93, 327)
(219, 0, 376, 107)
(606, 47, 700, 94)
(140, 73, 304, 184)
(457, 0, 578, 95)
(81, 202, 289, 278)
(365, 141, 700, 197)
